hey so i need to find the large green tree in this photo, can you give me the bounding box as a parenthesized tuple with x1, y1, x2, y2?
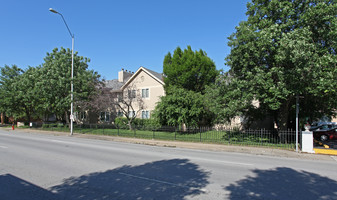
(155, 46, 218, 126)
(12, 66, 43, 122)
(154, 86, 213, 127)
(1, 48, 101, 123)
(39, 47, 101, 122)
(163, 46, 218, 94)
(218, 0, 337, 129)
(0, 65, 24, 119)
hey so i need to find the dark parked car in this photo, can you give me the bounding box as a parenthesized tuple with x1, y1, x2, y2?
(313, 127, 337, 141)
(310, 122, 336, 131)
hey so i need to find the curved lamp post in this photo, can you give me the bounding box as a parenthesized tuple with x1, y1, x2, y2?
(49, 8, 74, 136)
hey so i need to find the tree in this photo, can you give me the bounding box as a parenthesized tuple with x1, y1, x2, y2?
(79, 82, 146, 129)
(38, 47, 101, 122)
(154, 86, 213, 127)
(221, 0, 337, 130)
(12, 66, 43, 122)
(163, 46, 218, 94)
(75, 81, 110, 123)
(0, 65, 24, 120)
(115, 83, 145, 130)
(155, 46, 218, 127)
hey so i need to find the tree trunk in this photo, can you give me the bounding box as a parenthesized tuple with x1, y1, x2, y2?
(276, 99, 291, 130)
(25, 107, 31, 123)
(128, 120, 132, 130)
(65, 111, 69, 124)
(1, 112, 4, 124)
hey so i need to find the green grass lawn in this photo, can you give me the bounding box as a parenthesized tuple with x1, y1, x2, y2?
(25, 126, 296, 150)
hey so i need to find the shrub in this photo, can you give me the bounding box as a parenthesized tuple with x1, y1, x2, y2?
(114, 117, 160, 130)
(114, 117, 129, 129)
(49, 123, 57, 127)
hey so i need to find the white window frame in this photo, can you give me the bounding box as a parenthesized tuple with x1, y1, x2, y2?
(128, 89, 136, 98)
(142, 88, 149, 98)
(128, 111, 136, 118)
(100, 111, 110, 122)
(142, 110, 150, 119)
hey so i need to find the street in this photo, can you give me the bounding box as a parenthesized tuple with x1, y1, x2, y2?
(1, 129, 337, 200)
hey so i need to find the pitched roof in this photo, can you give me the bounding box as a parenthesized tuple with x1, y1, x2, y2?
(121, 67, 164, 90)
(142, 67, 163, 81)
(104, 67, 163, 91)
(104, 79, 124, 91)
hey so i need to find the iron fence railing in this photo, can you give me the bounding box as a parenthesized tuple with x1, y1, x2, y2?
(32, 124, 300, 150)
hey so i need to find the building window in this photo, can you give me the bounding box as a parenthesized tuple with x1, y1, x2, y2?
(128, 90, 136, 98)
(100, 112, 110, 122)
(76, 111, 86, 120)
(80, 112, 86, 120)
(117, 111, 123, 117)
(142, 88, 149, 98)
(106, 112, 110, 122)
(117, 93, 123, 102)
(142, 111, 150, 119)
(128, 111, 136, 118)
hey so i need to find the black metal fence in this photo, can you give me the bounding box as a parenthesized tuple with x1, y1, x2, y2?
(35, 124, 300, 150)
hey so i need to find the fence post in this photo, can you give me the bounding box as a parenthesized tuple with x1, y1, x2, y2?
(117, 126, 119, 136)
(199, 127, 202, 142)
(260, 129, 263, 146)
(153, 128, 155, 139)
(134, 126, 136, 138)
(103, 124, 105, 135)
(175, 127, 177, 140)
(228, 129, 231, 144)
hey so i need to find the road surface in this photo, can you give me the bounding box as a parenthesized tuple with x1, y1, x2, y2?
(1, 129, 337, 199)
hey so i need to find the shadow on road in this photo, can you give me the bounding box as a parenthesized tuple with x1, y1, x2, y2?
(1, 159, 209, 200)
(50, 158, 210, 199)
(225, 167, 337, 200)
(0, 174, 57, 200)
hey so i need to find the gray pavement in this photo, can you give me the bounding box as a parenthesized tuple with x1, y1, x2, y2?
(5, 127, 335, 161)
(1, 128, 337, 199)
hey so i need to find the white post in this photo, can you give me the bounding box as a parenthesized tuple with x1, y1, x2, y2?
(302, 130, 315, 153)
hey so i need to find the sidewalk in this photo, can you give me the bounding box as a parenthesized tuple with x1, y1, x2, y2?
(3, 127, 336, 161)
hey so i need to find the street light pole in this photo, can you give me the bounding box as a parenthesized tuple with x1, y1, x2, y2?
(49, 8, 74, 136)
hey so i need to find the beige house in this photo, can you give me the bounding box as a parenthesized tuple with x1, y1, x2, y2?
(119, 67, 165, 119)
(86, 67, 164, 123)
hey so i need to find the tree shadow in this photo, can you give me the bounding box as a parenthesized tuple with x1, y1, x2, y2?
(50, 158, 210, 200)
(225, 167, 337, 200)
(0, 174, 57, 200)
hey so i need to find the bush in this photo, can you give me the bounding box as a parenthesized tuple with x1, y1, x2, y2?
(114, 117, 129, 129)
(49, 123, 57, 127)
(114, 117, 160, 130)
(57, 123, 64, 128)
(42, 124, 49, 128)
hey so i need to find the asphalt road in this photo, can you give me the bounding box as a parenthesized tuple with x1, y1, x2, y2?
(1, 129, 337, 200)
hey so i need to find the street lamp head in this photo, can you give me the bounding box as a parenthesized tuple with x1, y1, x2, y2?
(49, 8, 59, 14)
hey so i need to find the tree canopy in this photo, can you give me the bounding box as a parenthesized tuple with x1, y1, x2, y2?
(163, 46, 218, 94)
(155, 46, 218, 126)
(217, 0, 337, 129)
(154, 86, 213, 127)
(0, 47, 101, 123)
(40, 47, 101, 122)
(0, 65, 24, 119)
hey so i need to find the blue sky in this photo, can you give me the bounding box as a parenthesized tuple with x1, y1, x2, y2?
(0, 0, 249, 80)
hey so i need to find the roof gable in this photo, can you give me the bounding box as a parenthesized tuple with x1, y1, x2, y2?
(121, 67, 164, 90)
